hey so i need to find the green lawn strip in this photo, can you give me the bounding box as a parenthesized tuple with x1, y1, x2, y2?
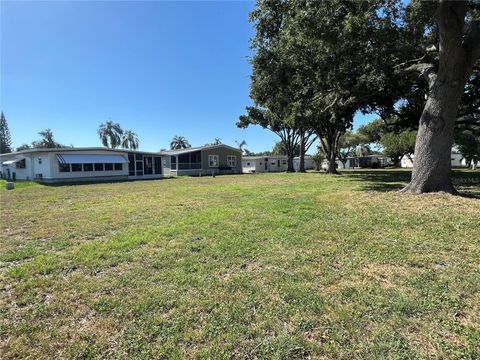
(0, 171, 479, 358)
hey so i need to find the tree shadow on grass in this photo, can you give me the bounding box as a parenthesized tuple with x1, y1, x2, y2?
(343, 169, 411, 192)
(343, 169, 480, 198)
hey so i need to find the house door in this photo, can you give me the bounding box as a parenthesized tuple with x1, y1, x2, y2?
(144, 156, 153, 175)
(154, 157, 162, 175)
(264, 159, 268, 170)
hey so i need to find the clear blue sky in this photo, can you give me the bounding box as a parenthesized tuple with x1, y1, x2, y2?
(1, 0, 376, 153)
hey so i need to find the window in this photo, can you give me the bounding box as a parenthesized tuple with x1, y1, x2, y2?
(282, 160, 287, 165)
(114, 163, 123, 171)
(94, 163, 104, 171)
(190, 151, 201, 164)
(104, 163, 114, 171)
(83, 163, 93, 172)
(227, 155, 236, 167)
(135, 153, 143, 161)
(208, 154, 219, 167)
(59, 163, 70, 172)
(71, 164, 82, 172)
(38, 158, 42, 164)
(171, 156, 177, 167)
(16, 159, 26, 169)
(144, 156, 153, 175)
(247, 162, 251, 166)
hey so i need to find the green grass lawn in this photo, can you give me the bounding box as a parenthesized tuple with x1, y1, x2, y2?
(1, 169, 479, 359)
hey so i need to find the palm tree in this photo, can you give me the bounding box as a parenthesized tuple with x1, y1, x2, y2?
(170, 135, 191, 150)
(98, 120, 123, 148)
(121, 130, 139, 150)
(31, 129, 64, 148)
(235, 140, 248, 154)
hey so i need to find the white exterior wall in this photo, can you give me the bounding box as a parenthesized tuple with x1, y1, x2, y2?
(244, 156, 316, 172)
(1, 149, 171, 182)
(0, 154, 34, 180)
(321, 159, 343, 170)
(242, 158, 264, 173)
(451, 153, 464, 167)
(401, 153, 466, 168)
(31, 153, 54, 179)
(243, 157, 288, 173)
(293, 157, 315, 171)
(50, 150, 128, 180)
(267, 157, 288, 172)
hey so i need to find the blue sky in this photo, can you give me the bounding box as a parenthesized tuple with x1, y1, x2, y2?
(1, 0, 376, 153)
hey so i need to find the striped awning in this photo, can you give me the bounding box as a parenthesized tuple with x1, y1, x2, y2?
(2, 156, 25, 165)
(56, 154, 128, 164)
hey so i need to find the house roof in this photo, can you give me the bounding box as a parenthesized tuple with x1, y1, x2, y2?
(0, 147, 164, 157)
(243, 155, 287, 160)
(243, 155, 313, 160)
(164, 144, 241, 156)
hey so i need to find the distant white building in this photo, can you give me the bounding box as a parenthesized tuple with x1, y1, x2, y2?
(242, 155, 315, 173)
(293, 156, 315, 171)
(400, 152, 466, 168)
(321, 155, 390, 170)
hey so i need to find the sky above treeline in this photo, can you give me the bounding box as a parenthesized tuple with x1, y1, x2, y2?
(1, 1, 376, 153)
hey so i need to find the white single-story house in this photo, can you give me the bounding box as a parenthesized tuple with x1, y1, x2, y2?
(242, 155, 315, 173)
(322, 155, 390, 170)
(400, 152, 466, 168)
(242, 156, 287, 173)
(0, 147, 171, 184)
(293, 156, 316, 171)
(163, 144, 243, 176)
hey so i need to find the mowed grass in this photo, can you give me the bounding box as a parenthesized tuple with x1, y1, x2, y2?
(0, 169, 479, 359)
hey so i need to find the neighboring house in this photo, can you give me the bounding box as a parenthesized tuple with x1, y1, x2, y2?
(242, 155, 315, 173)
(0, 147, 171, 184)
(293, 156, 316, 171)
(164, 144, 242, 176)
(242, 156, 288, 173)
(321, 155, 390, 170)
(401, 152, 466, 168)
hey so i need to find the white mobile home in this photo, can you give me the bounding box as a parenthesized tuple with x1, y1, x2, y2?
(293, 156, 315, 171)
(321, 155, 391, 170)
(0, 147, 171, 184)
(242, 156, 287, 173)
(400, 152, 466, 168)
(242, 155, 315, 173)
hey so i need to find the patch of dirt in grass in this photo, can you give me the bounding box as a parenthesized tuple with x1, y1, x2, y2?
(323, 275, 368, 295)
(218, 260, 264, 283)
(361, 263, 427, 290)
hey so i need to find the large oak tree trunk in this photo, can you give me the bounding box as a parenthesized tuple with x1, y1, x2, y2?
(402, 1, 478, 194)
(326, 151, 338, 174)
(401, 82, 464, 193)
(298, 131, 306, 173)
(286, 154, 295, 172)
